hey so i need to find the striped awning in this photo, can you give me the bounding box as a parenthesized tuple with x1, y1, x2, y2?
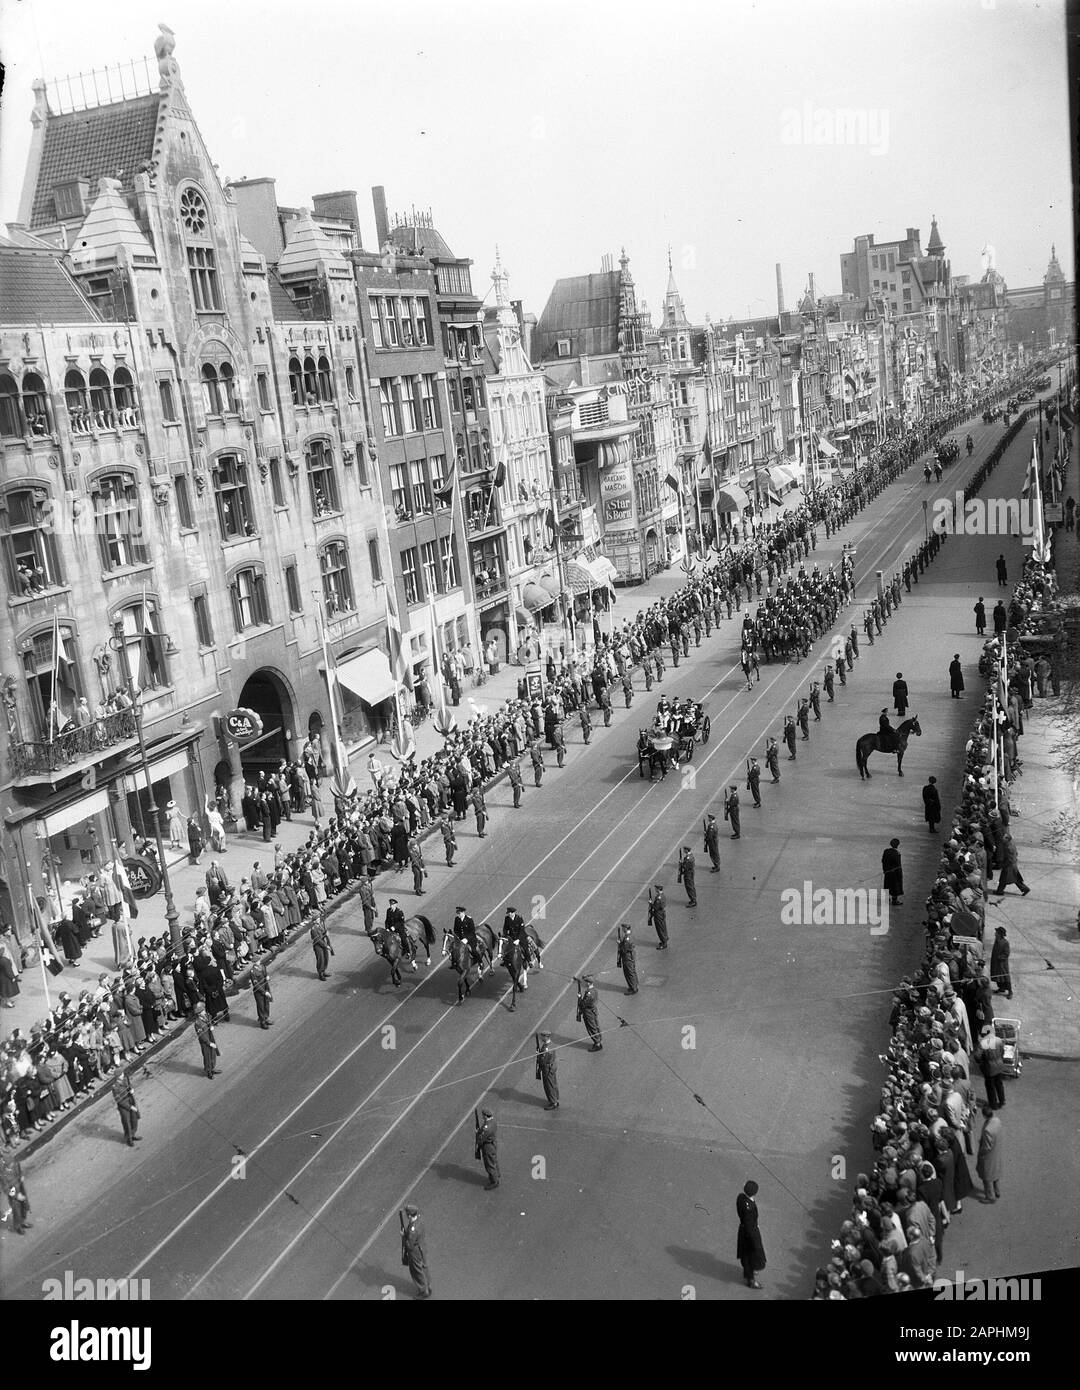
(566, 560, 593, 596)
(714, 483, 749, 513)
(538, 573, 561, 599)
(522, 583, 553, 612)
(769, 464, 797, 489)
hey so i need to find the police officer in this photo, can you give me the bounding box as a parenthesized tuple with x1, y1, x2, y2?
(704, 813, 721, 871)
(310, 913, 333, 980)
(502, 904, 527, 948)
(617, 923, 639, 994)
(648, 884, 669, 949)
(536, 1032, 559, 1109)
(746, 756, 762, 806)
(724, 785, 741, 839)
(386, 898, 411, 960)
(401, 1204, 432, 1298)
(452, 904, 476, 940)
(677, 846, 697, 906)
(475, 1107, 500, 1189)
(576, 976, 603, 1050)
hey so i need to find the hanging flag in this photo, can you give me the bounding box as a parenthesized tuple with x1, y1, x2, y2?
(432, 457, 456, 505)
(49, 612, 70, 736)
(384, 585, 414, 694)
(389, 694, 416, 763)
(493, 461, 506, 489)
(1028, 438, 1051, 564)
(315, 606, 358, 801)
(1020, 435, 1038, 500)
(428, 597, 457, 736)
(664, 469, 682, 494)
(139, 591, 157, 690)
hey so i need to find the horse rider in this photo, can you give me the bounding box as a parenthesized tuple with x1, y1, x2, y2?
(385, 898, 412, 959)
(878, 708, 898, 753)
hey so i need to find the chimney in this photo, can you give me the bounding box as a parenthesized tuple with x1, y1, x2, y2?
(775, 262, 786, 316)
(600, 252, 613, 273)
(312, 190, 361, 245)
(808, 271, 816, 304)
(372, 186, 389, 248)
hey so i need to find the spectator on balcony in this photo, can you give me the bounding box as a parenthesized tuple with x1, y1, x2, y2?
(75, 697, 92, 730)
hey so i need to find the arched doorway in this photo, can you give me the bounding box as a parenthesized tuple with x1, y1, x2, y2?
(237, 669, 295, 779)
(644, 527, 660, 571)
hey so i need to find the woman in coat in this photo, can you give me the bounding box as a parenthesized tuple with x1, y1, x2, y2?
(736, 1180, 766, 1289)
(975, 1106, 1003, 1202)
(0, 950, 20, 1007)
(167, 800, 186, 850)
(948, 654, 965, 698)
(44, 1048, 75, 1110)
(309, 781, 324, 825)
(123, 984, 147, 1049)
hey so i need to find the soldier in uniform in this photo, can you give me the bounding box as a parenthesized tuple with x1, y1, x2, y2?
(836, 650, 847, 686)
(193, 1001, 219, 1078)
(654, 648, 665, 681)
(250, 956, 273, 1027)
(764, 737, 781, 784)
(823, 664, 835, 702)
(507, 757, 524, 808)
(704, 813, 721, 871)
(408, 834, 427, 894)
(553, 720, 566, 768)
(579, 704, 592, 745)
(809, 680, 821, 720)
(113, 1071, 142, 1146)
(746, 756, 762, 806)
(475, 1107, 500, 1189)
(0, 1153, 31, 1233)
(529, 738, 545, 786)
(677, 846, 697, 906)
(358, 873, 377, 936)
(849, 622, 859, 660)
(617, 923, 639, 994)
(536, 1032, 559, 1109)
(621, 672, 634, 708)
(576, 976, 603, 1050)
(400, 1203, 432, 1298)
(783, 715, 797, 760)
(470, 785, 488, 836)
(797, 698, 810, 740)
(310, 913, 333, 980)
(892, 672, 909, 717)
(724, 785, 741, 839)
(440, 812, 457, 865)
(598, 681, 613, 725)
(648, 884, 669, 949)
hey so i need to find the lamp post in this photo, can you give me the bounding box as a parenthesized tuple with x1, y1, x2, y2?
(109, 621, 180, 947)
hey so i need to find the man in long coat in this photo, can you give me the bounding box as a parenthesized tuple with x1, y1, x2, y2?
(648, 885, 668, 949)
(948, 654, 965, 698)
(736, 1180, 766, 1289)
(922, 776, 941, 832)
(401, 1204, 432, 1297)
(616, 924, 639, 995)
(881, 838, 904, 906)
(892, 673, 909, 716)
(975, 1106, 1003, 1202)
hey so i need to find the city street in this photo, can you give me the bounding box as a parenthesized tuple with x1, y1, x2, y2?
(6, 404, 1075, 1301)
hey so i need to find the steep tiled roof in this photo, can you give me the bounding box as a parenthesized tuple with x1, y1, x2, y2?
(30, 93, 163, 229)
(388, 223, 455, 261)
(0, 245, 99, 322)
(534, 271, 622, 361)
(267, 267, 303, 321)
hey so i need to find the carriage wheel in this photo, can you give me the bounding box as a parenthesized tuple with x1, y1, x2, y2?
(702, 715, 711, 743)
(683, 740, 694, 763)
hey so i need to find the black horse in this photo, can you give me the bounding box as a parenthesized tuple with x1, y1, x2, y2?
(441, 922, 498, 1004)
(369, 915, 435, 986)
(499, 926, 544, 1012)
(856, 715, 922, 779)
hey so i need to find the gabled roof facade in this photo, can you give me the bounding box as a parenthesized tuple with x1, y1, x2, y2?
(0, 244, 100, 322)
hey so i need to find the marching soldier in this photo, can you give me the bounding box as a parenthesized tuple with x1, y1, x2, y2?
(579, 704, 592, 745)
(553, 720, 567, 768)
(536, 1032, 559, 1109)
(407, 834, 427, 894)
(617, 923, 639, 994)
(765, 737, 781, 784)
(599, 682, 613, 726)
(797, 698, 810, 741)
(474, 1107, 500, 1189)
(440, 812, 458, 865)
(648, 884, 669, 949)
(724, 785, 741, 839)
(307, 909, 333, 979)
(507, 757, 524, 809)
(809, 680, 822, 721)
(783, 715, 797, 760)
(823, 664, 835, 702)
(746, 755, 762, 806)
(529, 738, 545, 787)
(576, 975, 603, 1050)
(704, 813, 721, 871)
(677, 845, 698, 906)
(400, 1204, 432, 1298)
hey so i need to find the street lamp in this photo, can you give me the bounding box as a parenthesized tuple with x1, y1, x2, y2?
(109, 620, 181, 947)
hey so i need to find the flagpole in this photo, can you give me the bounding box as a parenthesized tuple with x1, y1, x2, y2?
(32, 894, 52, 1011)
(50, 610, 60, 741)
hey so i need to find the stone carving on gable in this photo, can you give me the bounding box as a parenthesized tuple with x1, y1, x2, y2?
(155, 24, 180, 84)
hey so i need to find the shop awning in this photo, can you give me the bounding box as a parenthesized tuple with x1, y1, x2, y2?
(767, 487, 784, 507)
(815, 434, 840, 458)
(515, 606, 535, 626)
(596, 437, 633, 470)
(714, 483, 749, 512)
(538, 573, 561, 599)
(334, 648, 396, 706)
(769, 464, 797, 489)
(522, 582, 553, 612)
(565, 559, 594, 596)
(592, 555, 618, 586)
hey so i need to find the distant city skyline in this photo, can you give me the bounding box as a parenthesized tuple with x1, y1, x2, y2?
(0, 0, 1072, 324)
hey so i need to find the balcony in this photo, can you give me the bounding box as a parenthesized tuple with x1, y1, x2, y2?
(8, 707, 139, 783)
(473, 575, 508, 602)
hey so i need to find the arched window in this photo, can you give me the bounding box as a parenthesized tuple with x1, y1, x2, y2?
(491, 398, 503, 443)
(307, 439, 340, 516)
(319, 539, 354, 616)
(180, 186, 221, 312)
(22, 621, 82, 739)
(89, 367, 114, 426)
(64, 370, 91, 434)
(22, 373, 50, 436)
(92, 472, 148, 571)
(302, 356, 319, 406)
(202, 363, 222, 416)
(113, 595, 167, 692)
(523, 394, 535, 434)
(1, 486, 62, 594)
(218, 361, 238, 413)
(288, 357, 303, 407)
(317, 355, 334, 403)
(112, 366, 139, 427)
(511, 396, 523, 439)
(212, 455, 255, 540)
(229, 565, 270, 631)
(0, 374, 23, 437)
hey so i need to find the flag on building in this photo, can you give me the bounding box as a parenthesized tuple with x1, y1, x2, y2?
(664, 469, 682, 494)
(1026, 436, 1051, 564)
(428, 597, 457, 736)
(315, 606, 357, 800)
(138, 592, 158, 690)
(1021, 435, 1038, 499)
(50, 611, 70, 736)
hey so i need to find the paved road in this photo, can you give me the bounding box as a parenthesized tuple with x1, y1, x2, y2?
(4, 402, 1069, 1301)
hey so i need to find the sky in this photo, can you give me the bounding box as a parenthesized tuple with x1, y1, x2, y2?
(0, 0, 1073, 323)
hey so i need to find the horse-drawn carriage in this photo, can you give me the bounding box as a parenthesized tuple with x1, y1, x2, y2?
(637, 700, 710, 778)
(982, 407, 1000, 424)
(936, 438, 960, 466)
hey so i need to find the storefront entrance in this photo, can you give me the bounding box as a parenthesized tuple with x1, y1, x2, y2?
(237, 669, 295, 779)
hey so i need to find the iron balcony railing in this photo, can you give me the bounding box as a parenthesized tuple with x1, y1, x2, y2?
(8, 707, 138, 778)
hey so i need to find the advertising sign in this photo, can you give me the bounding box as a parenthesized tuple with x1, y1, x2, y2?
(225, 708, 264, 743)
(525, 668, 544, 701)
(600, 462, 635, 531)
